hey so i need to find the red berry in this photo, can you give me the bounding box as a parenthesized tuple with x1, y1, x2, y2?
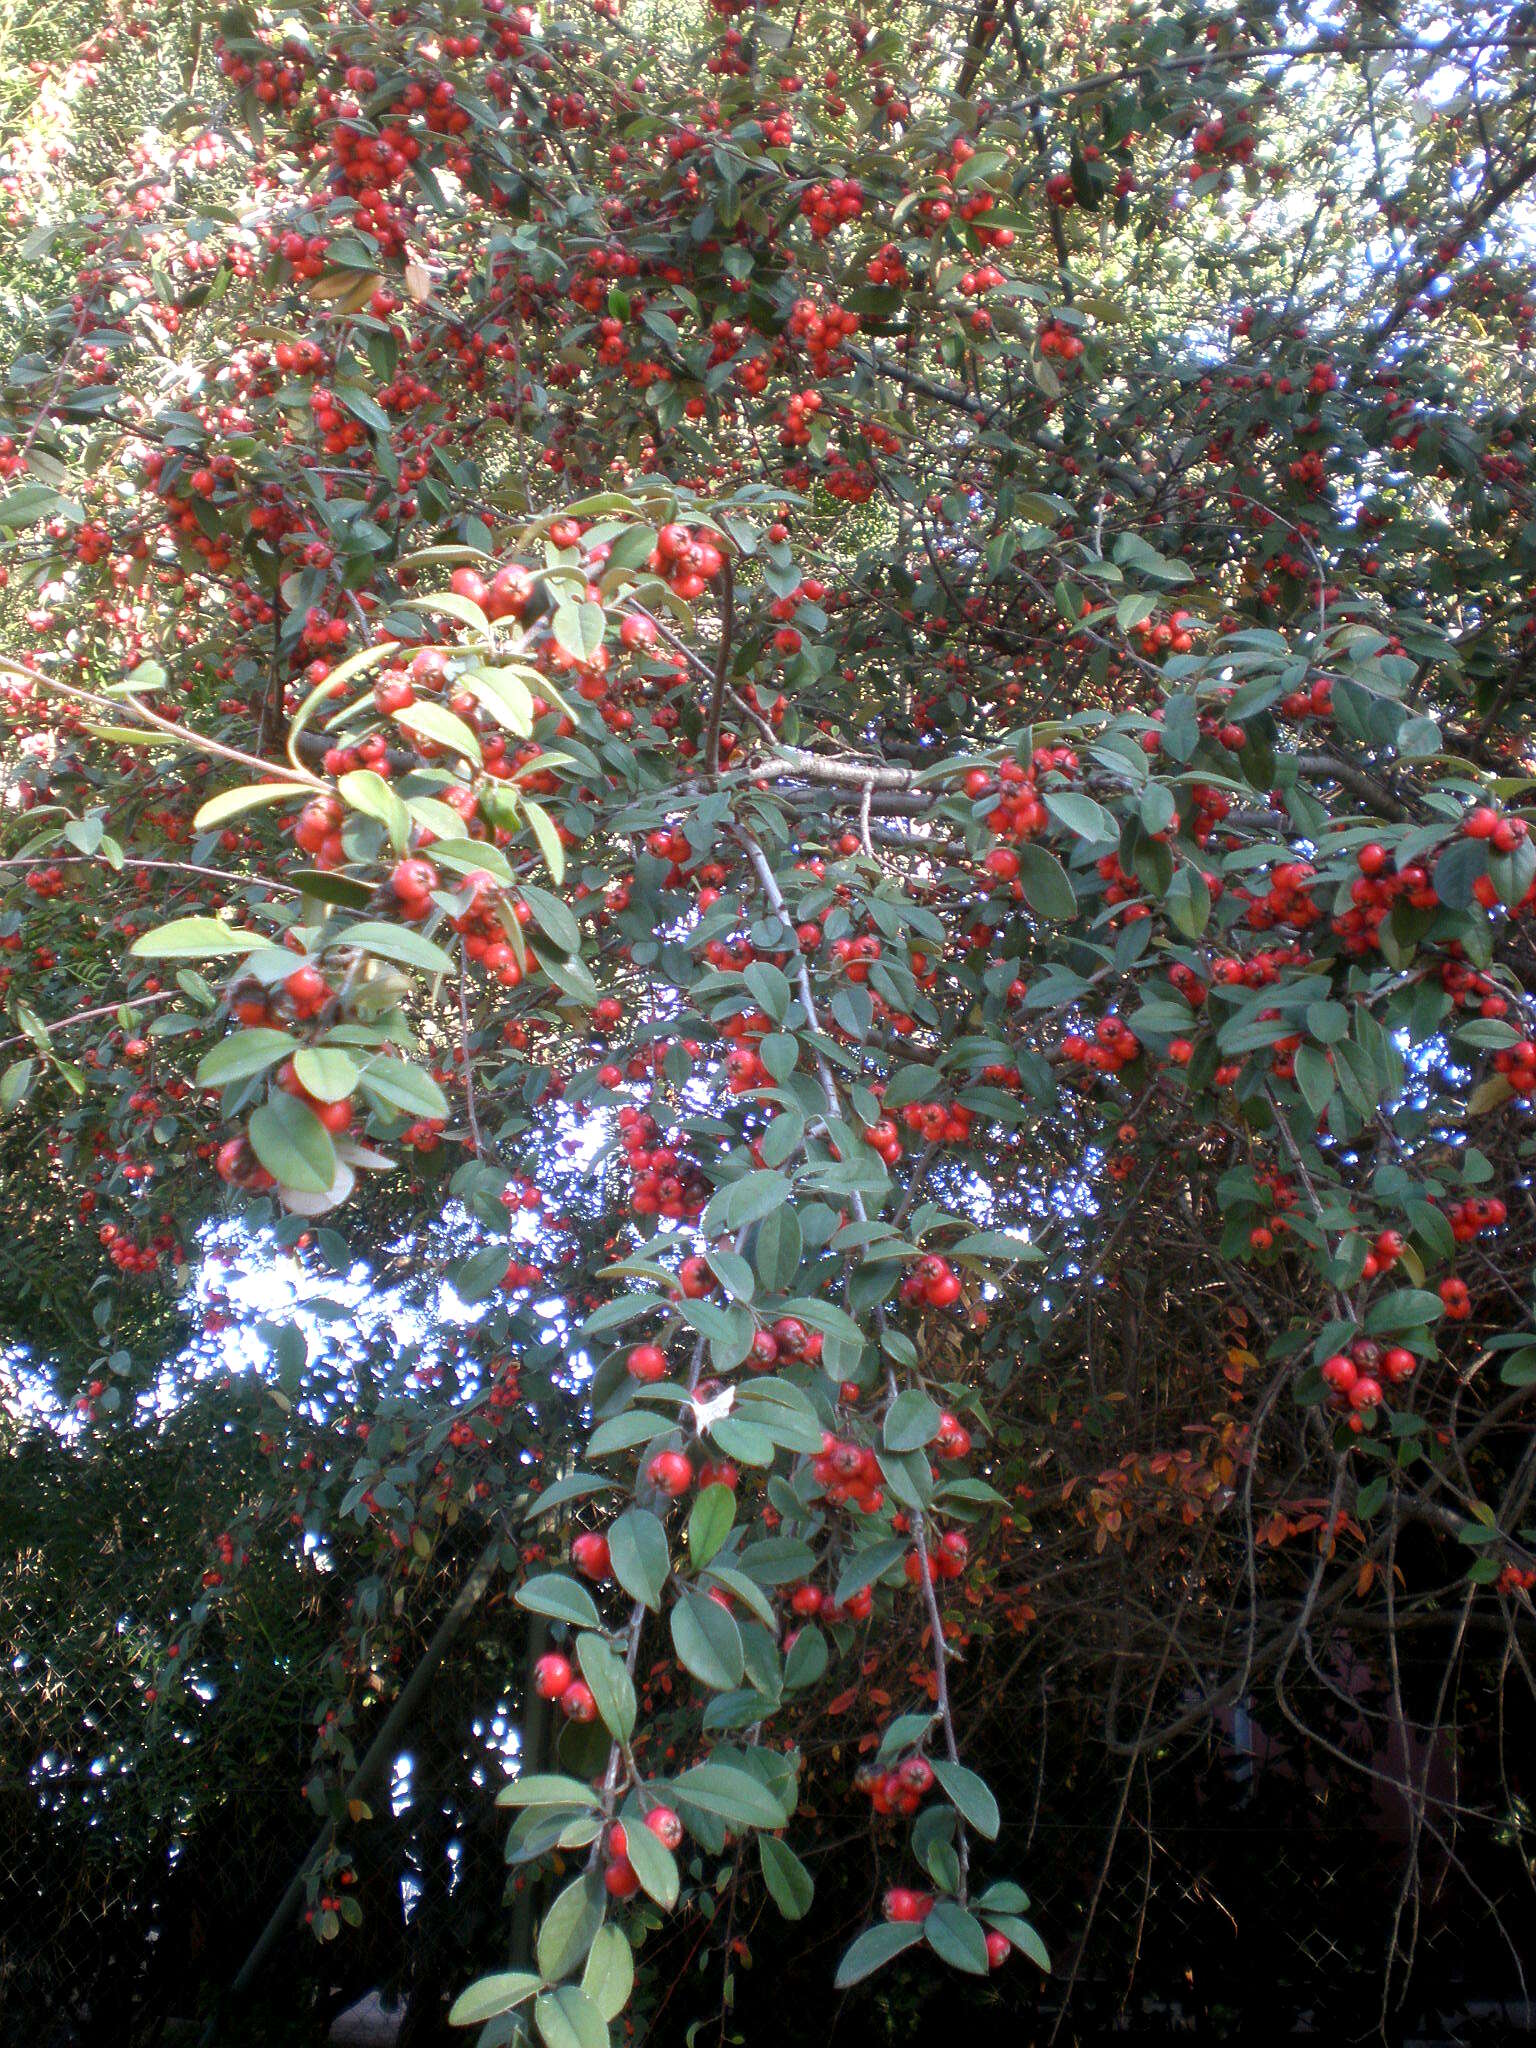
(644, 1805, 684, 1849)
(284, 965, 329, 1008)
(391, 857, 438, 901)
(533, 1653, 573, 1700)
(883, 1887, 933, 1923)
(646, 1450, 693, 1497)
(1321, 1353, 1357, 1394)
(678, 1256, 713, 1298)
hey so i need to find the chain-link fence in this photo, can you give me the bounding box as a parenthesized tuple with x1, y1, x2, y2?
(8, 1551, 1536, 2042)
(3, 1415, 294, 2042)
(0, 1393, 522, 2048)
(7, 1386, 1536, 2047)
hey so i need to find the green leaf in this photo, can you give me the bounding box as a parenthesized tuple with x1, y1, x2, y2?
(975, 1880, 1031, 1913)
(394, 699, 483, 765)
(1355, 1475, 1389, 1519)
(292, 871, 373, 910)
(0, 1059, 34, 1117)
(687, 1484, 736, 1570)
(982, 1911, 1050, 1971)
(876, 1713, 939, 1762)
(462, 663, 536, 735)
(758, 1835, 813, 1920)
(706, 1247, 756, 1301)
(337, 769, 411, 849)
(424, 837, 514, 886)
(925, 1901, 989, 1975)
(1396, 715, 1441, 761)
(673, 1761, 789, 1829)
(292, 1047, 359, 1102)
(737, 1381, 825, 1451)
(949, 1230, 1040, 1262)
(620, 1811, 678, 1906)
(536, 1872, 606, 1983)
(1489, 834, 1536, 910)
(576, 1631, 636, 1741)
(452, 1245, 508, 1304)
(536, 947, 599, 1008)
(1044, 790, 1116, 845)
(931, 1759, 1000, 1839)
(0, 481, 84, 529)
(398, 590, 492, 635)
(588, 1411, 666, 1458)
(1294, 1042, 1334, 1118)
(760, 1033, 800, 1084)
(754, 1206, 803, 1292)
(707, 1416, 776, 1465)
(1015, 842, 1077, 919)
(834, 1921, 924, 1988)
(552, 598, 607, 663)
(606, 1508, 671, 1610)
(525, 1473, 615, 1520)
(193, 781, 314, 830)
(671, 1592, 745, 1692)
(581, 1924, 635, 2024)
(447, 1971, 542, 2027)
(497, 1774, 604, 1810)
(744, 960, 791, 1023)
(582, 1294, 660, 1336)
(358, 1058, 449, 1120)
(834, 1538, 906, 1606)
(1164, 862, 1211, 939)
(722, 1533, 818, 1585)
(332, 921, 456, 976)
(517, 1574, 603, 1630)
(81, 722, 184, 749)
(195, 1029, 295, 1088)
(700, 1561, 777, 1631)
(1365, 1288, 1444, 1333)
(783, 1623, 827, 1690)
(723, 1170, 791, 1228)
(130, 917, 267, 960)
(525, 800, 567, 883)
(520, 880, 582, 956)
(602, 522, 658, 572)
(249, 1094, 337, 1194)
(884, 1389, 941, 1453)
(534, 1986, 607, 2048)
(334, 381, 394, 438)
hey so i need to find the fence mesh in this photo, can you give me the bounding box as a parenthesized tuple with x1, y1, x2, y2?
(6, 1401, 1535, 2046)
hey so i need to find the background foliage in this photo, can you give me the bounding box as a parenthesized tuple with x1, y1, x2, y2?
(3, 0, 1536, 2041)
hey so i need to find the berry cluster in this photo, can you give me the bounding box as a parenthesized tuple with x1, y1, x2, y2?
(853, 1752, 933, 1815)
(618, 1105, 709, 1220)
(1321, 1336, 1419, 1428)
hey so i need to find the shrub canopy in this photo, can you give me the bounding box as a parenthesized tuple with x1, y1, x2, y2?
(3, 0, 1536, 2039)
